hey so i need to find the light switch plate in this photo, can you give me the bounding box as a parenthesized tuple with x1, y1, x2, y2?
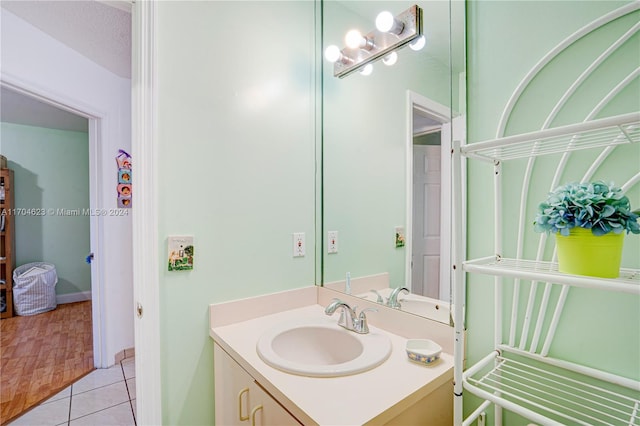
(293, 232, 305, 257)
(168, 236, 194, 271)
(328, 231, 338, 253)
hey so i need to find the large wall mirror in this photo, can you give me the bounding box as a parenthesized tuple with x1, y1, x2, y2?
(321, 0, 466, 324)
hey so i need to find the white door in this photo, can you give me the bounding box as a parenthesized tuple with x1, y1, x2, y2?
(412, 144, 442, 298)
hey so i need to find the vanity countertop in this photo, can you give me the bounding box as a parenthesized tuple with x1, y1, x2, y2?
(210, 303, 453, 425)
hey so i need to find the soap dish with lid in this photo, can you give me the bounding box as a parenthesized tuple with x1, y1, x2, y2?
(406, 339, 442, 365)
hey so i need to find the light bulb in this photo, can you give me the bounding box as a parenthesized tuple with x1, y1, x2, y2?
(324, 45, 342, 63)
(382, 51, 398, 66)
(375, 11, 394, 32)
(409, 35, 426, 51)
(359, 63, 373, 76)
(376, 11, 404, 34)
(345, 29, 364, 49)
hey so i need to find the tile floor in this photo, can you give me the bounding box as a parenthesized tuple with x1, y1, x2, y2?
(7, 357, 136, 426)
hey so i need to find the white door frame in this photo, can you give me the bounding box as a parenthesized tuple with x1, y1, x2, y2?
(132, 1, 163, 423)
(405, 91, 452, 300)
(0, 77, 106, 368)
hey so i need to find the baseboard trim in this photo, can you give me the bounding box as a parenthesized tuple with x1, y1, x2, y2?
(56, 291, 92, 305)
(115, 347, 135, 364)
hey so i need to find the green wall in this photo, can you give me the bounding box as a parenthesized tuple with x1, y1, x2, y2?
(156, 2, 317, 424)
(1, 122, 91, 297)
(152, 1, 639, 424)
(466, 1, 639, 424)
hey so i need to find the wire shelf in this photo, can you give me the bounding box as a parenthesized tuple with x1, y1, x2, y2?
(461, 112, 640, 162)
(464, 256, 640, 295)
(463, 353, 640, 426)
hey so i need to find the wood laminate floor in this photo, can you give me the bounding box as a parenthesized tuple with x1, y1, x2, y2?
(0, 301, 94, 424)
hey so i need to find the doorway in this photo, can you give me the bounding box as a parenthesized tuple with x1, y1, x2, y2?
(0, 81, 107, 366)
(1, 86, 93, 306)
(405, 91, 452, 301)
(0, 84, 103, 420)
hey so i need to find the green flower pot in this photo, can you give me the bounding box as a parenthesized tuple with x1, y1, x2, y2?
(555, 228, 624, 278)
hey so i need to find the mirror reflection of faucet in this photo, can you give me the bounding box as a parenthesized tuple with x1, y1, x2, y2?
(366, 287, 409, 307)
(357, 287, 451, 323)
(369, 289, 385, 304)
(387, 287, 410, 309)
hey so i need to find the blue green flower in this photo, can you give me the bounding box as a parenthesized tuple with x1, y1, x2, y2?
(534, 181, 640, 236)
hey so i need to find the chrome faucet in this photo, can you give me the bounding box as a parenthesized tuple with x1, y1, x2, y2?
(324, 299, 376, 334)
(369, 289, 385, 304)
(387, 287, 410, 309)
(324, 299, 357, 330)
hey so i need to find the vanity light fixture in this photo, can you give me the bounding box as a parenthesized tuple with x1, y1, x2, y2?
(325, 4, 423, 78)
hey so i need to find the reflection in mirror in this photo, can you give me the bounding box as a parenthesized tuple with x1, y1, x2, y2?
(321, 0, 465, 324)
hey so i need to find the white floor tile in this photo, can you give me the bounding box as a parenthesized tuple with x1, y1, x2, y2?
(69, 381, 129, 421)
(69, 401, 135, 426)
(7, 397, 70, 426)
(72, 365, 124, 395)
(121, 358, 135, 380)
(126, 378, 136, 400)
(44, 386, 71, 404)
(131, 399, 136, 421)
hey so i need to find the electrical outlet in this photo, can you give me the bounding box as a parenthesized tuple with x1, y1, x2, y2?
(293, 232, 305, 257)
(328, 231, 338, 254)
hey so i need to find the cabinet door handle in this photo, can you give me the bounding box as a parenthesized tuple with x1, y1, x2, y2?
(238, 387, 250, 421)
(251, 404, 263, 426)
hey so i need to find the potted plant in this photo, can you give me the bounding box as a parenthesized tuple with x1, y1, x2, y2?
(534, 181, 640, 278)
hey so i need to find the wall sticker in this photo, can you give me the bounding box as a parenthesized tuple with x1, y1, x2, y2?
(116, 149, 132, 208)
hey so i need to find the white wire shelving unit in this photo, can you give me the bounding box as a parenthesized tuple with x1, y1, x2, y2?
(452, 4, 640, 424)
(452, 112, 640, 426)
(464, 257, 640, 295)
(463, 352, 640, 426)
(461, 112, 640, 163)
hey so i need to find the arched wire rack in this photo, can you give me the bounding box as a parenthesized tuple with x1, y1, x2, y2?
(453, 2, 640, 425)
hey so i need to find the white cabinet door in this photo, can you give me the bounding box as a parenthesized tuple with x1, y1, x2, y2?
(248, 382, 300, 426)
(214, 343, 254, 425)
(214, 343, 301, 426)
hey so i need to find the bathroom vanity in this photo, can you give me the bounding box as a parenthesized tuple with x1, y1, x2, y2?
(210, 287, 453, 425)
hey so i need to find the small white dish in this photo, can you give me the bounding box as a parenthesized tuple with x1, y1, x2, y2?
(406, 339, 442, 365)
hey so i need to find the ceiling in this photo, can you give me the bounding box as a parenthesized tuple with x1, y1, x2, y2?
(0, 0, 131, 133)
(413, 109, 441, 135)
(2, 0, 132, 78)
(1, 87, 89, 132)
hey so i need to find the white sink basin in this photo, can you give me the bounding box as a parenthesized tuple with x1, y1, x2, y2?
(256, 321, 391, 377)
